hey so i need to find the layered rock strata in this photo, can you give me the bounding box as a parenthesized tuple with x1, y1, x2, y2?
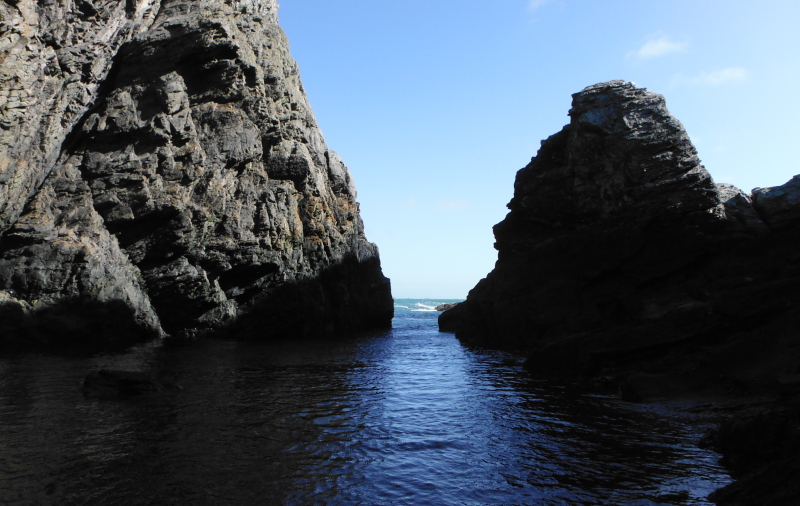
(0, 0, 393, 347)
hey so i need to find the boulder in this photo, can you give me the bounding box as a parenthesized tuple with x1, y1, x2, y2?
(435, 303, 460, 312)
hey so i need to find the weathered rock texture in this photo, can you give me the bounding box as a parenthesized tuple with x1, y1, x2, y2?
(0, 0, 392, 347)
(440, 81, 800, 393)
(439, 80, 800, 504)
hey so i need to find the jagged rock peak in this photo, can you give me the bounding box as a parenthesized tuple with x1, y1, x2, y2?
(0, 0, 393, 348)
(570, 80, 691, 141)
(503, 80, 718, 244)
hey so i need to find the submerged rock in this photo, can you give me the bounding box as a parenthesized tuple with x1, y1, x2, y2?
(0, 0, 392, 347)
(82, 369, 182, 399)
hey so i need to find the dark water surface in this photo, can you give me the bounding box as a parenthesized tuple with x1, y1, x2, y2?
(0, 300, 731, 505)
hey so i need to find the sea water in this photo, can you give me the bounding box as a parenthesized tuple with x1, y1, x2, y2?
(0, 299, 731, 504)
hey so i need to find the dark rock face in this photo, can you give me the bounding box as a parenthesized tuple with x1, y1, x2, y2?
(439, 80, 800, 504)
(752, 175, 800, 230)
(0, 0, 392, 346)
(703, 405, 800, 506)
(0, 289, 160, 349)
(440, 81, 800, 397)
(441, 80, 725, 351)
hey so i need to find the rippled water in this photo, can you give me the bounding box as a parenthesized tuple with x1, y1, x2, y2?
(0, 299, 731, 505)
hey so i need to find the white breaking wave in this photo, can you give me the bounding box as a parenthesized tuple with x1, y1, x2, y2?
(412, 303, 438, 312)
(394, 299, 464, 313)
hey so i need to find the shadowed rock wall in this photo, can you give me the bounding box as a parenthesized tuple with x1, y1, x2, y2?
(0, 0, 392, 346)
(439, 81, 800, 504)
(440, 81, 800, 398)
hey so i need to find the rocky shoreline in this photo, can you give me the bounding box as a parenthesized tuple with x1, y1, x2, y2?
(440, 81, 800, 505)
(3, 0, 796, 502)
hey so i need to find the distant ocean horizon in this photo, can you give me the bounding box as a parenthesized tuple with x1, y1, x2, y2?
(393, 298, 464, 313)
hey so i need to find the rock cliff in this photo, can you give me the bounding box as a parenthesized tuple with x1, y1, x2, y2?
(0, 0, 393, 347)
(439, 80, 800, 503)
(441, 81, 800, 394)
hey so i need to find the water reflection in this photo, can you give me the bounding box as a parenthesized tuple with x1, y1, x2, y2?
(0, 305, 730, 505)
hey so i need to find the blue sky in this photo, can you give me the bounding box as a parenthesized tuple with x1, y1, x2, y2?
(278, 0, 800, 298)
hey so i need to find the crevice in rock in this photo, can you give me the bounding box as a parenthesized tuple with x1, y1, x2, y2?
(76, 0, 98, 21)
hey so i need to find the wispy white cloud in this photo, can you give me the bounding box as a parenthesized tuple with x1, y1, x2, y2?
(436, 200, 470, 211)
(527, 0, 552, 12)
(627, 35, 688, 60)
(672, 67, 748, 86)
(403, 197, 418, 209)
